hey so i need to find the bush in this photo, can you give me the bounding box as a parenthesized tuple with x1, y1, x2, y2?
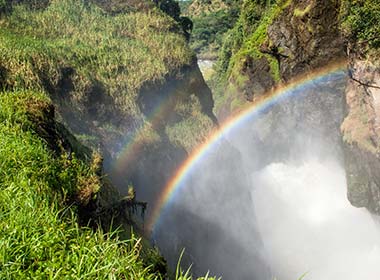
(188, 0, 240, 57)
(341, 0, 380, 48)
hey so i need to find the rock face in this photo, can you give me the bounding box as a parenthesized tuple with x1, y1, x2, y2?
(218, 0, 347, 151)
(218, 0, 380, 215)
(341, 57, 380, 214)
(266, 0, 345, 80)
(215, 0, 346, 118)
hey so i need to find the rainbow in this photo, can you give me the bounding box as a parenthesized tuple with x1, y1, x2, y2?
(147, 60, 347, 232)
(111, 90, 177, 179)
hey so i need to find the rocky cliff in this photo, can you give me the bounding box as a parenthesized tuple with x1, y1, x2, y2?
(214, 0, 380, 214)
(342, 58, 380, 214)
(340, 0, 380, 214)
(0, 0, 217, 212)
(214, 0, 345, 117)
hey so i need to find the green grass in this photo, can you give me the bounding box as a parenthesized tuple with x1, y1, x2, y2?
(0, 0, 214, 153)
(0, 2, 218, 277)
(0, 90, 217, 279)
(0, 0, 192, 117)
(0, 91, 155, 279)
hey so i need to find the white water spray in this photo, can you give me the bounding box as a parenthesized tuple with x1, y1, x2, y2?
(253, 159, 380, 279)
(154, 72, 380, 279)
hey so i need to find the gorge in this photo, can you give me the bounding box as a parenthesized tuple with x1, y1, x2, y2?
(149, 0, 380, 279)
(1, 0, 380, 279)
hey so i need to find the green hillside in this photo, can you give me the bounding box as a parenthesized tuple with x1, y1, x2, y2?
(0, 0, 191, 117)
(0, 91, 155, 278)
(0, 0, 217, 278)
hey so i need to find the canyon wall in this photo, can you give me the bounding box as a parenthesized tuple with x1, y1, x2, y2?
(214, 0, 380, 214)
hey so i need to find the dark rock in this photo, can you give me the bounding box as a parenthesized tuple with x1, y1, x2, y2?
(267, 0, 345, 80)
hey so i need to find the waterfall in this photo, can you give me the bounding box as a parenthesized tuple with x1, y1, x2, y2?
(153, 70, 380, 279)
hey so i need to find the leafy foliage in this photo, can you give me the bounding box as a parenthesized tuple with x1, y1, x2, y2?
(214, 0, 279, 79)
(340, 0, 380, 48)
(190, 7, 240, 57)
(185, 0, 241, 58)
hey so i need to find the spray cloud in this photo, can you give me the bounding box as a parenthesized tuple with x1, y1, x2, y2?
(152, 70, 380, 279)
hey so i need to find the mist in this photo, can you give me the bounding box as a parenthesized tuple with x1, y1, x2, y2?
(153, 71, 380, 279)
(253, 158, 380, 280)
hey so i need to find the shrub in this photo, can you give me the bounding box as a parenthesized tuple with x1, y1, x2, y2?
(341, 0, 380, 48)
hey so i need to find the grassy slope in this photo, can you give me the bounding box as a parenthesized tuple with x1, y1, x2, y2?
(0, 1, 217, 279)
(0, 79, 215, 279)
(0, 0, 214, 152)
(0, 0, 192, 117)
(0, 91, 157, 279)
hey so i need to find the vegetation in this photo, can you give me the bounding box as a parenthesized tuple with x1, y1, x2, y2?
(0, 0, 218, 278)
(340, 0, 380, 49)
(0, 0, 214, 152)
(191, 10, 240, 58)
(0, 90, 217, 279)
(0, 91, 153, 278)
(215, 0, 285, 81)
(0, 0, 192, 117)
(184, 0, 241, 58)
(211, 0, 288, 114)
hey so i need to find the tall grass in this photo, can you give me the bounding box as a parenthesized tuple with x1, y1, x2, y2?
(0, 91, 160, 278)
(0, 90, 217, 279)
(0, 0, 193, 117)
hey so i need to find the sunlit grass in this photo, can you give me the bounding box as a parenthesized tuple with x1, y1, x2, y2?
(0, 0, 193, 118)
(0, 91, 164, 278)
(0, 91, 217, 279)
